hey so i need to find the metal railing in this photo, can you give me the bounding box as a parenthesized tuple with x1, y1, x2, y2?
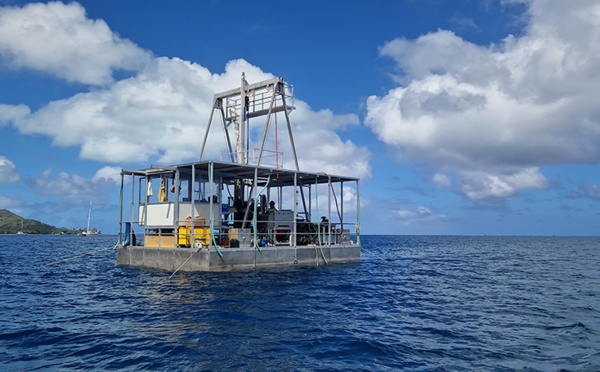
(221, 148, 283, 168)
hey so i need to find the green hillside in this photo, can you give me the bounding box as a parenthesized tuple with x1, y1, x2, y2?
(0, 209, 80, 235)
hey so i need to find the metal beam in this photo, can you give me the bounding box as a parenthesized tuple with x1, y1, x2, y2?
(213, 77, 283, 100)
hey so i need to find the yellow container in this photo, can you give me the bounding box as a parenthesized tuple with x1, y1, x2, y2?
(145, 234, 175, 248)
(177, 228, 188, 246)
(177, 227, 210, 246)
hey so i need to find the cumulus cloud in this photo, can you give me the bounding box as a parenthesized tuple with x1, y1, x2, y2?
(0, 155, 20, 183)
(0, 2, 371, 180)
(284, 101, 370, 177)
(0, 196, 21, 209)
(28, 168, 119, 206)
(433, 173, 451, 187)
(391, 205, 447, 226)
(0, 1, 151, 85)
(0, 104, 30, 126)
(366, 0, 600, 201)
(15, 56, 216, 163)
(92, 166, 122, 184)
(568, 182, 600, 201)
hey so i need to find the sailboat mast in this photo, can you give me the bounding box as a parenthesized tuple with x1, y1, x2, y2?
(87, 201, 92, 232)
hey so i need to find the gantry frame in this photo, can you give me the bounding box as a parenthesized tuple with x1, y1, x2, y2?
(198, 74, 299, 170)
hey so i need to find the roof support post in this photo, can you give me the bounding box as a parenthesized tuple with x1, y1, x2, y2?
(356, 180, 360, 245)
(174, 170, 180, 238)
(209, 162, 214, 248)
(340, 181, 344, 233)
(293, 172, 298, 247)
(328, 177, 332, 246)
(118, 173, 124, 244)
(130, 172, 135, 246)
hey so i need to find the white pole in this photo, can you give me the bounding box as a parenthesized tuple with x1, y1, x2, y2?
(239, 73, 247, 164)
(87, 201, 92, 232)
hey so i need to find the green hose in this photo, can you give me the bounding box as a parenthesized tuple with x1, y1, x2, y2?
(315, 177, 328, 265)
(208, 162, 223, 259)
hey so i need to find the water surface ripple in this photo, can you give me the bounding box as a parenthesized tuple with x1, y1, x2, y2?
(1, 235, 599, 370)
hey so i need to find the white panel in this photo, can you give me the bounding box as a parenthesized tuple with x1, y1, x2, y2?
(139, 202, 220, 227)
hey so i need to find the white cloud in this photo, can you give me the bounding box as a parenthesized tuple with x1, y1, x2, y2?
(313, 184, 360, 217)
(0, 196, 21, 209)
(433, 173, 451, 187)
(568, 182, 600, 201)
(0, 155, 20, 183)
(366, 0, 600, 200)
(92, 166, 122, 185)
(29, 167, 117, 206)
(288, 101, 370, 178)
(0, 1, 151, 85)
(0, 2, 371, 181)
(13, 57, 268, 164)
(0, 104, 30, 126)
(458, 167, 547, 201)
(391, 205, 447, 225)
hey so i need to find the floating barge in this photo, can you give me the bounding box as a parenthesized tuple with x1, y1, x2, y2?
(116, 75, 361, 271)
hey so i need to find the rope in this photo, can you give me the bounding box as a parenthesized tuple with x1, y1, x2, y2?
(361, 247, 388, 263)
(315, 177, 328, 265)
(43, 246, 113, 267)
(168, 247, 201, 279)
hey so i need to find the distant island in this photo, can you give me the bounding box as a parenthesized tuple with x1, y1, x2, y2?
(0, 209, 88, 235)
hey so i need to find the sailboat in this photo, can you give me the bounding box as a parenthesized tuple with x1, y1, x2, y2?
(16, 220, 27, 235)
(79, 202, 101, 236)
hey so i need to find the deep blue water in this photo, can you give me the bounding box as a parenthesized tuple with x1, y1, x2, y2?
(1, 235, 599, 371)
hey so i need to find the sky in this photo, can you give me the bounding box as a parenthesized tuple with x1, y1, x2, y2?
(1, 0, 600, 236)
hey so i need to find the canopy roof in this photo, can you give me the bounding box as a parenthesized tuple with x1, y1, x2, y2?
(122, 160, 359, 187)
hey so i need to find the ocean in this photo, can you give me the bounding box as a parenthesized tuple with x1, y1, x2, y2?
(1, 235, 599, 371)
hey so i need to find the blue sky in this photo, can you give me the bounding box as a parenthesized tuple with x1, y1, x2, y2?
(1, 0, 600, 236)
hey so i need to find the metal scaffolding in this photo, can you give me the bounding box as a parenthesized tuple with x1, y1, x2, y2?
(198, 74, 298, 170)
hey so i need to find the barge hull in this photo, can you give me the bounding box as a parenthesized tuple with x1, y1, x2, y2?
(116, 244, 361, 272)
